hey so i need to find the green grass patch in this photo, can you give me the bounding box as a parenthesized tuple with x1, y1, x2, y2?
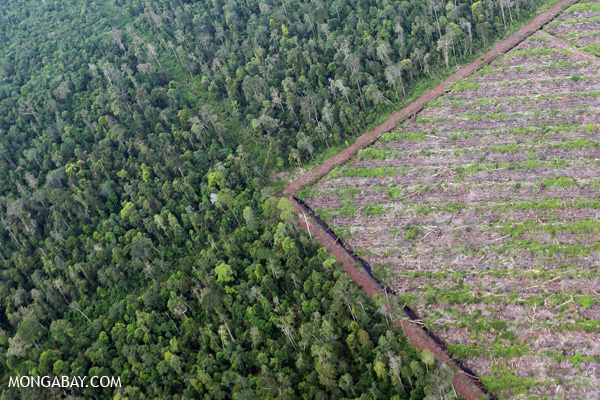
(528, 35, 550, 42)
(552, 15, 600, 26)
(507, 47, 569, 58)
(358, 146, 397, 161)
(477, 64, 494, 76)
(380, 130, 428, 143)
(363, 204, 387, 215)
(542, 176, 577, 188)
(386, 187, 404, 199)
(584, 43, 600, 57)
(447, 343, 529, 360)
(454, 80, 481, 92)
(567, 2, 600, 12)
(558, 319, 600, 333)
(499, 219, 600, 238)
(480, 371, 537, 396)
(332, 166, 407, 178)
(489, 197, 600, 212)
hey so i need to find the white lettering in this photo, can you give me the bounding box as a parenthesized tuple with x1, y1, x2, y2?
(75, 376, 87, 387)
(8, 375, 99, 388)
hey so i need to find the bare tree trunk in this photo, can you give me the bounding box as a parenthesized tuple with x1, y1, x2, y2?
(221, 316, 236, 344)
(355, 80, 366, 110)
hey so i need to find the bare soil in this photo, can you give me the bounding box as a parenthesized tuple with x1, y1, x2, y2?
(283, 0, 582, 198)
(287, 2, 600, 396)
(283, 1, 595, 399)
(545, 1, 600, 54)
(292, 199, 489, 400)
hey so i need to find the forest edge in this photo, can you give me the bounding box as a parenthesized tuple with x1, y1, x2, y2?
(281, 0, 581, 398)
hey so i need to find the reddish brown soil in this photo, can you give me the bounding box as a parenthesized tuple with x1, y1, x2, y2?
(283, 0, 582, 198)
(292, 200, 487, 400)
(282, 1, 582, 399)
(303, 35, 600, 398)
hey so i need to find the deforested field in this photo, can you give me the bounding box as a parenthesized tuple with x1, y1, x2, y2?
(299, 30, 600, 399)
(546, 0, 600, 56)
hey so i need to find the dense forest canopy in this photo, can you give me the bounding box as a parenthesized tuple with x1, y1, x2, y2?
(0, 0, 549, 398)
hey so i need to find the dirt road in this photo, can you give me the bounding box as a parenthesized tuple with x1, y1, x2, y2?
(283, 0, 581, 398)
(284, 0, 580, 198)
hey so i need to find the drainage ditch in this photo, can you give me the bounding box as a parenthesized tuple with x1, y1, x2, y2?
(294, 197, 497, 400)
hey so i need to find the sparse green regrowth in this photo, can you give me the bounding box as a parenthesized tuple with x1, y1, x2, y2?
(455, 80, 481, 92)
(304, 32, 600, 400)
(567, 2, 600, 12)
(404, 225, 420, 240)
(542, 176, 577, 188)
(480, 372, 537, 395)
(380, 130, 428, 143)
(358, 147, 394, 160)
(528, 35, 550, 42)
(584, 43, 600, 56)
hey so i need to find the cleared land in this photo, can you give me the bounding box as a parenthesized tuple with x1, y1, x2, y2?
(299, 30, 600, 399)
(546, 0, 600, 56)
